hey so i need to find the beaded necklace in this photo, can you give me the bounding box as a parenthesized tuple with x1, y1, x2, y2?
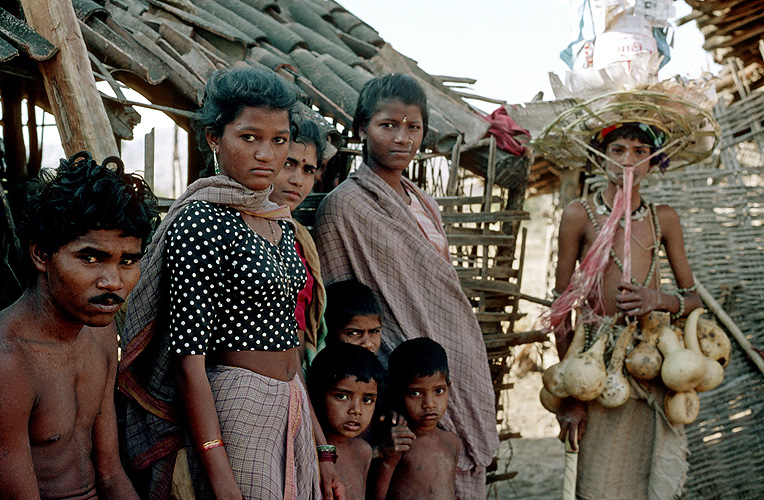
(593, 190, 649, 225)
(580, 196, 661, 288)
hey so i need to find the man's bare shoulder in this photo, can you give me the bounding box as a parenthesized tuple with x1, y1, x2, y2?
(87, 322, 119, 360)
(0, 309, 36, 407)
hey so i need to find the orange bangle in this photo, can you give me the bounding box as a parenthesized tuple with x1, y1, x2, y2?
(199, 439, 224, 451)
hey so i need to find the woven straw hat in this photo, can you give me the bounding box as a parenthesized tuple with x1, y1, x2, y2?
(532, 88, 721, 171)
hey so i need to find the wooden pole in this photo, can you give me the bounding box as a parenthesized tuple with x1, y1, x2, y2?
(19, 0, 118, 162)
(0, 79, 26, 180)
(144, 128, 155, 192)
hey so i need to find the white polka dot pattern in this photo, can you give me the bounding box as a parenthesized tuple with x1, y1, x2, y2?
(165, 201, 306, 355)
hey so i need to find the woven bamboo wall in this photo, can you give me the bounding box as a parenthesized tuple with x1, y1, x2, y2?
(640, 94, 764, 500)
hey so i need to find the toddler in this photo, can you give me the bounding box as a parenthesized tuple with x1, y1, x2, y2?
(308, 343, 385, 500)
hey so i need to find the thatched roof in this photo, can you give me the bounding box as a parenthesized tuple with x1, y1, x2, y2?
(0, 0, 527, 188)
(681, 0, 764, 98)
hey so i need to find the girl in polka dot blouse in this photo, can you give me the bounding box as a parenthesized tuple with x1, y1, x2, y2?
(123, 68, 339, 500)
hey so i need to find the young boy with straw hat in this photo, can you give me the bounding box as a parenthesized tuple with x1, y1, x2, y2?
(534, 86, 720, 499)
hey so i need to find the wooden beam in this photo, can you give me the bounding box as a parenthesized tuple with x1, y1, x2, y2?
(19, 0, 118, 162)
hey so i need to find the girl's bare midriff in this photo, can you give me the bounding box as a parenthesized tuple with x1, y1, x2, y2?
(218, 347, 299, 382)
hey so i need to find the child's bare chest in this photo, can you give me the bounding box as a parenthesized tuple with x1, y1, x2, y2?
(392, 436, 457, 499)
(580, 203, 660, 285)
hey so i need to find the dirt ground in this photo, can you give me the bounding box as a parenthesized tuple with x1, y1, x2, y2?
(487, 371, 567, 500)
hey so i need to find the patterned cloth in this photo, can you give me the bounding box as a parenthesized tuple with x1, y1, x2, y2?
(165, 203, 305, 354)
(313, 164, 499, 499)
(185, 366, 321, 500)
(118, 175, 293, 500)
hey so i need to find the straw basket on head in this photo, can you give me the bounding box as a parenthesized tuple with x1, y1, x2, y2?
(532, 89, 721, 172)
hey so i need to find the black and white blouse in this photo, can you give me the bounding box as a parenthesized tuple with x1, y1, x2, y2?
(164, 201, 306, 355)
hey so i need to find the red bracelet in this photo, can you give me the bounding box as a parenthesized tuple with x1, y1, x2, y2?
(317, 445, 338, 463)
(199, 439, 224, 452)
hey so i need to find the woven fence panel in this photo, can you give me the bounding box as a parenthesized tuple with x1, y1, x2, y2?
(640, 141, 764, 499)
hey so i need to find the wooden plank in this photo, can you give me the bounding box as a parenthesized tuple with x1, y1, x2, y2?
(440, 210, 529, 224)
(475, 312, 515, 322)
(445, 133, 462, 197)
(483, 330, 549, 348)
(448, 234, 518, 246)
(432, 74, 478, 85)
(20, 0, 118, 162)
(455, 266, 518, 279)
(436, 195, 504, 207)
(144, 128, 155, 190)
(460, 278, 519, 295)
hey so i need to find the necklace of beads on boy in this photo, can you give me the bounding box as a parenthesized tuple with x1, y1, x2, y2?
(593, 190, 649, 226)
(582, 196, 662, 288)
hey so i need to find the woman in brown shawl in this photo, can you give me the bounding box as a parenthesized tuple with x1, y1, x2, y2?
(313, 74, 499, 500)
(119, 67, 341, 500)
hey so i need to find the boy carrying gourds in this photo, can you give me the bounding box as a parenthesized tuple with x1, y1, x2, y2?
(535, 89, 720, 500)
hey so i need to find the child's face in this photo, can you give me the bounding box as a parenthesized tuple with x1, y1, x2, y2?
(323, 376, 378, 440)
(401, 373, 449, 431)
(604, 137, 653, 186)
(337, 314, 382, 354)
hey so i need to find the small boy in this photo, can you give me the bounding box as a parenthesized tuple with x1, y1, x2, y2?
(307, 343, 385, 500)
(324, 279, 383, 354)
(371, 338, 461, 500)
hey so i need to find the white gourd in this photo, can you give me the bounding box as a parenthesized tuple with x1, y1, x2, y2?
(562, 333, 607, 401)
(598, 322, 638, 408)
(684, 309, 725, 392)
(658, 316, 707, 392)
(624, 311, 666, 380)
(697, 317, 732, 369)
(539, 387, 563, 414)
(543, 322, 586, 399)
(664, 390, 700, 425)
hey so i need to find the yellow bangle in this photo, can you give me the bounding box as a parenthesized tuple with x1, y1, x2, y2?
(199, 439, 224, 452)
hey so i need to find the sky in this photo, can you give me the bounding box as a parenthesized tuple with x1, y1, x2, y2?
(38, 0, 717, 193)
(338, 0, 716, 109)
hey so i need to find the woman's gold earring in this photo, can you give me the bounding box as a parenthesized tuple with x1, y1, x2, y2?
(213, 149, 220, 175)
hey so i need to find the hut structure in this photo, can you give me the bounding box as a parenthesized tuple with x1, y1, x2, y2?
(503, 5, 764, 498)
(0, 0, 542, 485)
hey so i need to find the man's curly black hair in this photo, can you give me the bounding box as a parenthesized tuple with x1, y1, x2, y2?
(16, 151, 159, 267)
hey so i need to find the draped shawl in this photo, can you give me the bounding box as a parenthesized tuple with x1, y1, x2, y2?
(312, 164, 499, 472)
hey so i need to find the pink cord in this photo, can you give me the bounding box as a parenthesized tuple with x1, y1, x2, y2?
(546, 189, 628, 340)
(622, 168, 634, 284)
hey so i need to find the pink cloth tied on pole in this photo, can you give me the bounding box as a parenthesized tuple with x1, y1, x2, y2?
(483, 106, 530, 156)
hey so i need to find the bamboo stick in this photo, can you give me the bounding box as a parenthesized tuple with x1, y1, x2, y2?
(563, 428, 578, 500)
(695, 279, 764, 377)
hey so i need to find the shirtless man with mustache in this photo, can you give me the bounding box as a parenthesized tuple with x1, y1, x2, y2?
(0, 152, 158, 499)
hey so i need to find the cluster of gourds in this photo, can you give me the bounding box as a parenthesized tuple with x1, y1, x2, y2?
(540, 309, 731, 425)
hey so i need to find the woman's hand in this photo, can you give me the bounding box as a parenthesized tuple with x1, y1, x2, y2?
(616, 282, 663, 317)
(377, 412, 415, 458)
(318, 461, 346, 500)
(556, 398, 587, 451)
